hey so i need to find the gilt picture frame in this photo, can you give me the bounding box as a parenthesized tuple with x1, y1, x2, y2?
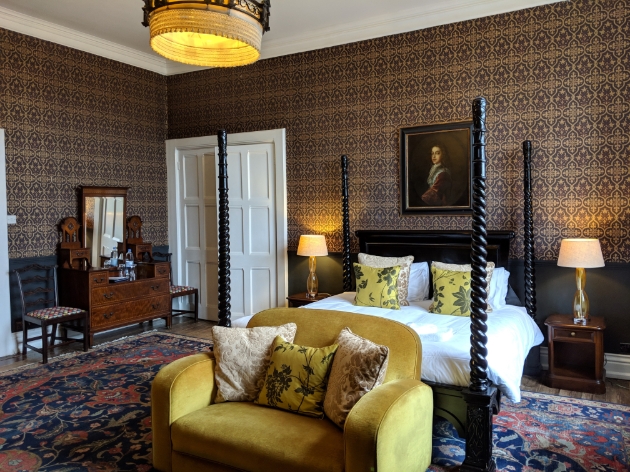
(400, 121, 474, 215)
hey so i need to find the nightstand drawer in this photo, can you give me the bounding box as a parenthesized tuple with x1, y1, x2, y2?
(553, 329, 594, 342)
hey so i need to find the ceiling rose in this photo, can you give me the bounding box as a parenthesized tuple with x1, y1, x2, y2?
(142, 0, 271, 67)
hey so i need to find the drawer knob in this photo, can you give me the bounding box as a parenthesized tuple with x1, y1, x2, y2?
(152, 302, 161, 310)
(103, 312, 114, 319)
(151, 285, 159, 291)
(104, 292, 114, 299)
(158, 268, 166, 274)
(570, 332, 576, 337)
(94, 277, 105, 283)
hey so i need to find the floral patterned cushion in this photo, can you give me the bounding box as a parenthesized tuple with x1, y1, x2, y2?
(27, 306, 85, 320)
(170, 285, 196, 295)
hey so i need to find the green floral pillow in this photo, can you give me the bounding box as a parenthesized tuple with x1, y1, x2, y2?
(256, 336, 338, 418)
(429, 266, 472, 316)
(353, 263, 401, 310)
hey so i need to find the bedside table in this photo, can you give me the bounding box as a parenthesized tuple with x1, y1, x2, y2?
(544, 314, 606, 394)
(286, 292, 331, 308)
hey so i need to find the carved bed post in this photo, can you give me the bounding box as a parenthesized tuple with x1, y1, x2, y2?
(217, 129, 231, 327)
(341, 155, 352, 292)
(523, 141, 536, 320)
(462, 97, 498, 472)
(522, 140, 541, 376)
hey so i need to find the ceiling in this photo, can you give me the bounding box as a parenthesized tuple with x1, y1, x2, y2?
(0, 0, 564, 76)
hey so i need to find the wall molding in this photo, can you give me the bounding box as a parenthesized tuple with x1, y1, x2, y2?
(540, 347, 630, 381)
(0, 5, 167, 75)
(0, 1, 565, 76)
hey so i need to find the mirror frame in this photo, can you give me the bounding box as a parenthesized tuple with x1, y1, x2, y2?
(81, 186, 129, 260)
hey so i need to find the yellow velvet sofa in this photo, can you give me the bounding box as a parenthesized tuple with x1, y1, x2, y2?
(152, 307, 433, 472)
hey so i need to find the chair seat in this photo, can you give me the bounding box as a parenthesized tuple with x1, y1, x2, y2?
(172, 402, 344, 472)
(26, 306, 86, 320)
(170, 285, 197, 295)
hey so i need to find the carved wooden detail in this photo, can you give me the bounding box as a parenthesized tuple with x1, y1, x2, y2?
(58, 217, 91, 270)
(217, 129, 232, 327)
(341, 155, 352, 292)
(523, 141, 536, 320)
(123, 215, 153, 262)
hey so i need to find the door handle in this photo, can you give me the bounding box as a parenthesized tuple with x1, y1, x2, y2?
(104, 292, 115, 299)
(103, 312, 114, 319)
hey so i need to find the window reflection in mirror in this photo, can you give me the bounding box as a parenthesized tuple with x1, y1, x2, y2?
(85, 196, 125, 265)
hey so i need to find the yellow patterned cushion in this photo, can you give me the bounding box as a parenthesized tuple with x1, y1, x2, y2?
(255, 336, 338, 418)
(429, 261, 495, 316)
(353, 263, 401, 310)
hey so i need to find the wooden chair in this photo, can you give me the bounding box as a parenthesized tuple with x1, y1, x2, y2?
(152, 252, 198, 322)
(121, 215, 153, 263)
(13, 264, 89, 363)
(58, 217, 91, 270)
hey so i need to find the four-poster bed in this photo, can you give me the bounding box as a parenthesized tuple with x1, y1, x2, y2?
(214, 98, 540, 472)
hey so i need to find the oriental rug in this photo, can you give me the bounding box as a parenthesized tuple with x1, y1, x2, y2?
(0, 332, 629, 471)
(430, 392, 630, 471)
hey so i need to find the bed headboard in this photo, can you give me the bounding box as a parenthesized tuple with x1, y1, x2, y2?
(355, 230, 514, 268)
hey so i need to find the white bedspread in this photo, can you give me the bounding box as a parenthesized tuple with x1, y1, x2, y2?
(231, 292, 543, 402)
(304, 292, 543, 402)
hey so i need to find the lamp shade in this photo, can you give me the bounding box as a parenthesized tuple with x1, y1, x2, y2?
(557, 239, 605, 268)
(297, 235, 328, 257)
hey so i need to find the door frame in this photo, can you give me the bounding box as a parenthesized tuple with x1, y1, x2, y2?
(0, 130, 16, 357)
(166, 129, 288, 315)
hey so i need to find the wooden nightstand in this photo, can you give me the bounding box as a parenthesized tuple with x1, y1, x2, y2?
(544, 314, 606, 394)
(286, 292, 331, 308)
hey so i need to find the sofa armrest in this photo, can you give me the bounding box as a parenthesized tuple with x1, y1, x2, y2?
(344, 379, 433, 472)
(152, 352, 217, 472)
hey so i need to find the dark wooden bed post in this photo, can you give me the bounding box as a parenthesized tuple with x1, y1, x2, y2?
(522, 140, 542, 375)
(461, 97, 498, 472)
(217, 129, 231, 327)
(341, 155, 352, 292)
(523, 140, 536, 320)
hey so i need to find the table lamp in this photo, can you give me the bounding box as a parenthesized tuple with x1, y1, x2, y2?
(557, 238, 605, 325)
(297, 235, 328, 298)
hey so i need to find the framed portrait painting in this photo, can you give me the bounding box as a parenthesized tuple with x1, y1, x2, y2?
(400, 121, 473, 215)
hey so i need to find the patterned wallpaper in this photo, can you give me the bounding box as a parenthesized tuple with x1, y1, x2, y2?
(0, 29, 168, 259)
(167, 0, 630, 262)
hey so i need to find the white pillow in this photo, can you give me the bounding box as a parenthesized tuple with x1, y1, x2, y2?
(488, 267, 510, 310)
(408, 262, 430, 301)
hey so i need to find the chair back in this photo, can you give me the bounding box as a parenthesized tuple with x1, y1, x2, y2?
(13, 264, 59, 317)
(152, 252, 173, 282)
(248, 308, 422, 383)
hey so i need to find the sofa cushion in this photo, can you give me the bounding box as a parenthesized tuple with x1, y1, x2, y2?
(256, 336, 338, 418)
(324, 327, 389, 428)
(212, 323, 297, 403)
(172, 402, 344, 472)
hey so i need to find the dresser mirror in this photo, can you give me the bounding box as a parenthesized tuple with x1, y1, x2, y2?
(81, 186, 128, 266)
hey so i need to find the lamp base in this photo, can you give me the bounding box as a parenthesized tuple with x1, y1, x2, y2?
(306, 256, 318, 298)
(573, 317, 587, 326)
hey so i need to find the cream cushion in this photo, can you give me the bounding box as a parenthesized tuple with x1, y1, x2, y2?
(212, 323, 297, 402)
(324, 327, 389, 428)
(358, 253, 414, 306)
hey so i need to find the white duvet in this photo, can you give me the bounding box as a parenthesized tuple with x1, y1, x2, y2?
(304, 292, 543, 403)
(232, 292, 543, 402)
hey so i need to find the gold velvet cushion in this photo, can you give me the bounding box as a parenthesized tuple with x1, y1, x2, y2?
(256, 335, 338, 418)
(212, 323, 297, 403)
(324, 327, 389, 428)
(358, 253, 414, 306)
(353, 263, 401, 309)
(429, 261, 495, 316)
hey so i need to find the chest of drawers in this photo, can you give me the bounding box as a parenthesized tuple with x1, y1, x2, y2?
(58, 262, 171, 347)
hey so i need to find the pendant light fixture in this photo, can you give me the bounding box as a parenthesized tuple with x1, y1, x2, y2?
(142, 0, 271, 68)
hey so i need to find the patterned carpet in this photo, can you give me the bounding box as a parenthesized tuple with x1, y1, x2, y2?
(0, 332, 628, 471)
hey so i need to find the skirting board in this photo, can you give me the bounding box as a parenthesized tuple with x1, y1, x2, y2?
(540, 347, 630, 381)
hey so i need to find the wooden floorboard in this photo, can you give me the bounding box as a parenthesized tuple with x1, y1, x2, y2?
(2, 317, 629, 406)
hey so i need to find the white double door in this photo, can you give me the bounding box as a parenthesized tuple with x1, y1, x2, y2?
(175, 140, 283, 322)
